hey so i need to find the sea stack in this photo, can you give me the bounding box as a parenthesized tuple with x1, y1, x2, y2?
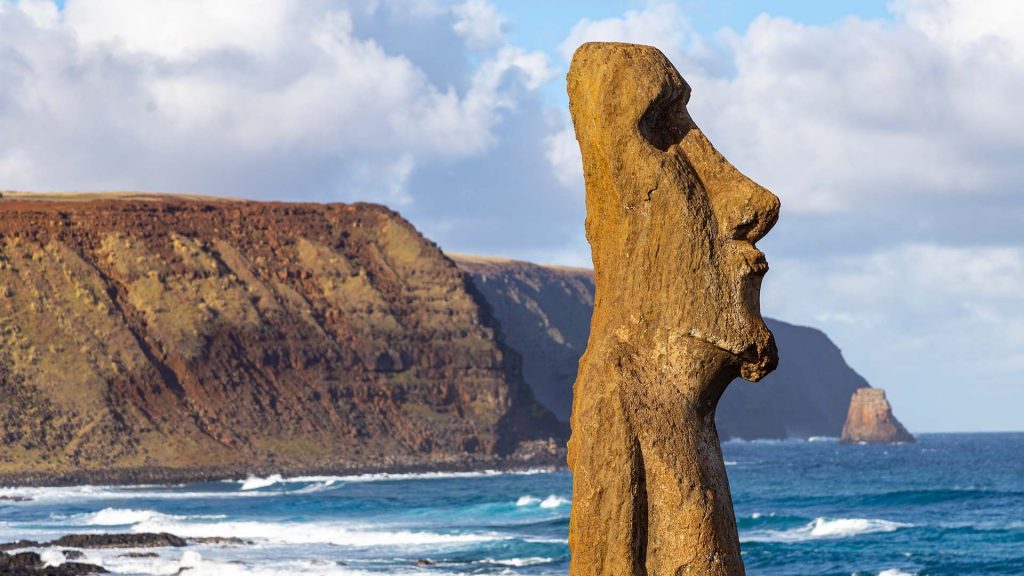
(565, 43, 780, 575)
(841, 388, 915, 444)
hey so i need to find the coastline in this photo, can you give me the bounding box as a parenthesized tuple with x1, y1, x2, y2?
(0, 450, 568, 488)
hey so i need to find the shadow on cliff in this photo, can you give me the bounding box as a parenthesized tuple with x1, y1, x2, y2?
(456, 266, 569, 454)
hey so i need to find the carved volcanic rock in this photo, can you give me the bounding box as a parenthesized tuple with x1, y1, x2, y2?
(566, 43, 780, 575)
(841, 388, 915, 444)
(455, 257, 871, 439)
(0, 193, 563, 481)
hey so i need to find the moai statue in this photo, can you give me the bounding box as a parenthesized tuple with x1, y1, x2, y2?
(566, 42, 781, 576)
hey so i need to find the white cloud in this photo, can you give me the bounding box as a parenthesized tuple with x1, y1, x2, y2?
(452, 0, 506, 50)
(559, 2, 692, 65)
(0, 0, 552, 205)
(64, 0, 294, 59)
(544, 124, 583, 191)
(551, 0, 1024, 217)
(763, 242, 1024, 431)
(692, 2, 1024, 215)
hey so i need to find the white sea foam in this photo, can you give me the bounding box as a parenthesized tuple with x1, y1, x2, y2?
(0, 485, 271, 503)
(0, 469, 558, 504)
(91, 551, 400, 576)
(241, 474, 283, 491)
(516, 495, 540, 506)
(808, 436, 839, 443)
(724, 460, 738, 466)
(878, 569, 916, 576)
(743, 517, 911, 543)
(291, 480, 339, 495)
(40, 549, 65, 567)
(75, 508, 226, 526)
(180, 550, 203, 569)
(85, 507, 166, 525)
(480, 556, 554, 567)
(539, 495, 569, 508)
(129, 516, 503, 548)
(230, 468, 552, 488)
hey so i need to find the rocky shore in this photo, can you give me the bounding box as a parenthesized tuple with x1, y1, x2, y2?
(0, 445, 565, 488)
(0, 532, 247, 575)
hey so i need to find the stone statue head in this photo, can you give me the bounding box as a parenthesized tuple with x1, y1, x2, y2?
(568, 42, 780, 381)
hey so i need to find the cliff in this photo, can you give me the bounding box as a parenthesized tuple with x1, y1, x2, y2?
(455, 256, 874, 440)
(840, 388, 915, 444)
(0, 193, 563, 482)
(450, 255, 593, 420)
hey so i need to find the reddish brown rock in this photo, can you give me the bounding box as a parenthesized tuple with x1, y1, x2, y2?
(0, 192, 564, 481)
(841, 388, 915, 444)
(566, 43, 780, 575)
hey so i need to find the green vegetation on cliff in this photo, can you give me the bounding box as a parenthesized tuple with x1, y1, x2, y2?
(0, 195, 563, 480)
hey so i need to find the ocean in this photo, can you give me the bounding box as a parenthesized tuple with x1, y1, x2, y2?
(1, 433, 1021, 575)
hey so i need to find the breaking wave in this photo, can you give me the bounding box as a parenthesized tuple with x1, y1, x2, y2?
(240, 474, 283, 491)
(479, 556, 555, 567)
(743, 517, 911, 543)
(130, 517, 504, 547)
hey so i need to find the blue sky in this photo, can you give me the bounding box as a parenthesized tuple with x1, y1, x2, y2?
(1, 0, 1022, 433)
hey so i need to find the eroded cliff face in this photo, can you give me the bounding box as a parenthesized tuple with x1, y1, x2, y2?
(0, 194, 563, 480)
(456, 257, 876, 440)
(841, 388, 915, 444)
(452, 255, 593, 421)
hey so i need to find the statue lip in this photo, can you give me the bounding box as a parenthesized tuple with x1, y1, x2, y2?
(741, 246, 769, 277)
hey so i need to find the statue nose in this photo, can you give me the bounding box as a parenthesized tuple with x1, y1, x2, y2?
(676, 126, 780, 244)
(727, 177, 780, 244)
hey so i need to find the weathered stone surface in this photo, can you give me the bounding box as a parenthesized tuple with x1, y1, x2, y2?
(455, 257, 873, 439)
(566, 43, 780, 575)
(0, 193, 564, 482)
(841, 388, 915, 444)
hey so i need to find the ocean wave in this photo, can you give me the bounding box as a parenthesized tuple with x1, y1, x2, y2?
(229, 468, 554, 488)
(241, 474, 284, 491)
(291, 479, 339, 495)
(743, 517, 911, 543)
(40, 549, 65, 567)
(539, 495, 569, 509)
(513, 494, 568, 509)
(808, 436, 839, 443)
(87, 550, 403, 576)
(858, 487, 1022, 507)
(515, 495, 540, 506)
(70, 507, 226, 526)
(0, 485, 273, 503)
(877, 569, 915, 576)
(297, 468, 552, 483)
(130, 517, 505, 547)
(479, 556, 555, 567)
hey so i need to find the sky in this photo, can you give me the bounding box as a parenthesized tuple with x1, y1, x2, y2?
(0, 0, 1021, 433)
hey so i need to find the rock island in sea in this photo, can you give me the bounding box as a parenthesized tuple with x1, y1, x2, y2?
(841, 388, 916, 444)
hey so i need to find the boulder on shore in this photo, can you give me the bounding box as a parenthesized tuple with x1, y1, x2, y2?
(841, 388, 915, 444)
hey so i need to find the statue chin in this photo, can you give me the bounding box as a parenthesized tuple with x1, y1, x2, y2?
(740, 334, 778, 382)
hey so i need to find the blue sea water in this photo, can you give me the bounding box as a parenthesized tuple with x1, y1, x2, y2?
(0, 433, 1021, 575)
